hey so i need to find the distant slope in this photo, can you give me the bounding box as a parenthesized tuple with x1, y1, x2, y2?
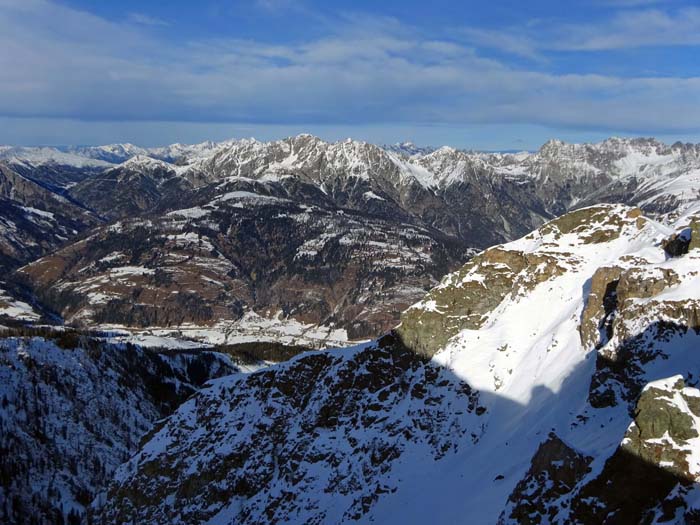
(19, 179, 465, 343)
(0, 163, 100, 271)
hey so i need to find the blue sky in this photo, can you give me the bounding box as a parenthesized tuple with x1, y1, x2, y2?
(1, 0, 699, 149)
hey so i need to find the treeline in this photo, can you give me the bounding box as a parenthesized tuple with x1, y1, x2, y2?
(0, 325, 96, 349)
(214, 341, 313, 364)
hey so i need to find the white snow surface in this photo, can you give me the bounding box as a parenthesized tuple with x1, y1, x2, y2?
(0, 286, 40, 321)
(373, 206, 700, 524)
(107, 310, 356, 350)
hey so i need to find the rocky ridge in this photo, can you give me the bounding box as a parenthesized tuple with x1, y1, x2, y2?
(91, 204, 700, 524)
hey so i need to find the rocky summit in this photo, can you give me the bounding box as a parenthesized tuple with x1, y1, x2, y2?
(84, 203, 700, 524)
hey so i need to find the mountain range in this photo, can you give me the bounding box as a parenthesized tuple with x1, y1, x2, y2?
(2, 135, 700, 345)
(2, 135, 700, 524)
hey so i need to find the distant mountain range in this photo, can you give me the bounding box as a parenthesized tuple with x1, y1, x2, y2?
(2, 134, 699, 344)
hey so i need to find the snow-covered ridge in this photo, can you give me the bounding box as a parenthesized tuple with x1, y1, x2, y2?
(92, 203, 700, 524)
(3, 135, 698, 191)
(0, 335, 240, 524)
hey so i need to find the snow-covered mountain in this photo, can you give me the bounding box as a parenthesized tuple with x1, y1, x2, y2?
(383, 141, 437, 157)
(0, 332, 242, 524)
(0, 163, 100, 271)
(92, 203, 700, 524)
(18, 188, 463, 344)
(3, 135, 700, 346)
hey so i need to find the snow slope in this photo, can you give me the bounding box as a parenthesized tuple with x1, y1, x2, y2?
(93, 204, 700, 524)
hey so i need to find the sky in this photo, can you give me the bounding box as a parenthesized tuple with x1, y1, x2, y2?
(1, 0, 699, 150)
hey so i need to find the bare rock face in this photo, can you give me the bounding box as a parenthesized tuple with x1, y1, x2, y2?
(689, 218, 700, 252)
(569, 377, 700, 524)
(498, 434, 592, 525)
(579, 265, 624, 350)
(582, 251, 700, 410)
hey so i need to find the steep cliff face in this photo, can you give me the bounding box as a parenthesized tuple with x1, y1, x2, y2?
(91, 204, 700, 524)
(0, 334, 240, 525)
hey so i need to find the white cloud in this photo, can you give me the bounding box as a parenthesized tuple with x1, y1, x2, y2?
(0, 0, 698, 135)
(459, 27, 544, 61)
(461, 7, 700, 54)
(127, 12, 169, 27)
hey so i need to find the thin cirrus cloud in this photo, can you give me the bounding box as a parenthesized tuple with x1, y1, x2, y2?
(462, 7, 700, 55)
(558, 7, 700, 50)
(127, 12, 169, 27)
(0, 0, 698, 138)
(594, 0, 671, 7)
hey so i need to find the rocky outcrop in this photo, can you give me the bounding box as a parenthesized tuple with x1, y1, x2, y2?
(398, 247, 566, 357)
(689, 218, 700, 252)
(498, 434, 592, 525)
(582, 247, 700, 410)
(569, 377, 700, 524)
(399, 205, 643, 358)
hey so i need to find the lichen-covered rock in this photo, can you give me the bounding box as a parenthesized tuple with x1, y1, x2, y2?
(569, 376, 700, 524)
(540, 205, 644, 243)
(626, 378, 699, 475)
(689, 218, 700, 252)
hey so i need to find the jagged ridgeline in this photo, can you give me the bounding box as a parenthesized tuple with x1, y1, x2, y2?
(3, 135, 700, 347)
(84, 204, 700, 524)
